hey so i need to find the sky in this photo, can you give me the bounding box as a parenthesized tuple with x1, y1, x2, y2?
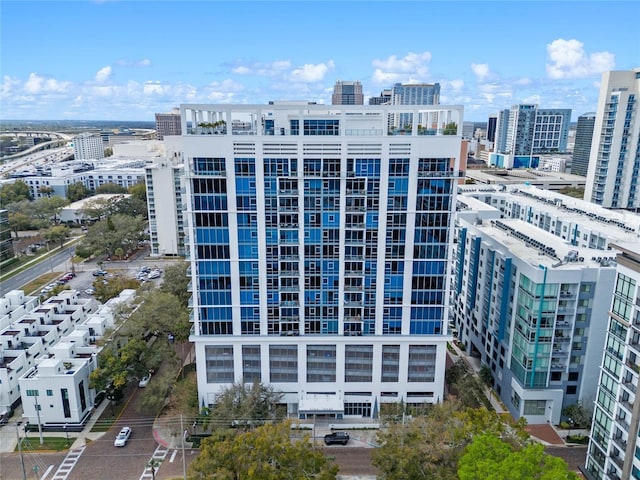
(1, 1, 638, 122)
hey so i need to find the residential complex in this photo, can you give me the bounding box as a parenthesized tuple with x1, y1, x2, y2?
(452, 185, 640, 424)
(0, 288, 134, 426)
(331, 81, 364, 105)
(182, 102, 463, 417)
(145, 159, 186, 256)
(14, 158, 146, 200)
(452, 215, 616, 424)
(491, 104, 571, 169)
(572, 112, 596, 177)
(73, 132, 104, 161)
(585, 244, 640, 480)
(584, 68, 640, 211)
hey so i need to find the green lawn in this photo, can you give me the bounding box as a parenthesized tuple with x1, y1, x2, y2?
(17, 436, 75, 452)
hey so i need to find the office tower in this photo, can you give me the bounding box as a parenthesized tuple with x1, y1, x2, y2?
(155, 109, 182, 140)
(183, 103, 462, 416)
(572, 113, 596, 177)
(145, 160, 185, 256)
(0, 210, 12, 261)
(73, 132, 104, 161)
(332, 81, 364, 105)
(584, 68, 640, 211)
(487, 114, 497, 143)
(585, 244, 640, 480)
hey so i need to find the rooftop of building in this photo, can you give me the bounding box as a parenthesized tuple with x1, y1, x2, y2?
(458, 184, 640, 240)
(468, 218, 614, 270)
(464, 169, 586, 186)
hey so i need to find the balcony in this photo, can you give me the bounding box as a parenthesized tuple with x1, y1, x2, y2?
(609, 454, 623, 470)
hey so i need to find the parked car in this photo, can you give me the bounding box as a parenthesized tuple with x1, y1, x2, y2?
(92, 270, 107, 277)
(147, 270, 162, 280)
(138, 372, 152, 388)
(85, 287, 96, 295)
(114, 426, 132, 447)
(324, 431, 350, 445)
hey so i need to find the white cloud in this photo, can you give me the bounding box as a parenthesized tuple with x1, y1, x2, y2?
(0, 75, 21, 97)
(231, 60, 292, 76)
(446, 79, 465, 91)
(471, 63, 491, 82)
(23, 73, 70, 94)
(116, 58, 152, 67)
(546, 39, 615, 79)
(94, 66, 112, 83)
(289, 61, 335, 82)
(371, 51, 432, 84)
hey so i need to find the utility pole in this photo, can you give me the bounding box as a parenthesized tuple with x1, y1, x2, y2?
(34, 394, 44, 445)
(180, 414, 187, 480)
(16, 423, 27, 480)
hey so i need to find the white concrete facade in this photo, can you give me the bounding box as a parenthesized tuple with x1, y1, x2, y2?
(183, 103, 463, 417)
(146, 160, 184, 256)
(451, 217, 616, 424)
(585, 68, 640, 211)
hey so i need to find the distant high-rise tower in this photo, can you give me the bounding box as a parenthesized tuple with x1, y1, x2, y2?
(73, 132, 104, 161)
(585, 68, 640, 210)
(571, 112, 596, 177)
(368, 88, 392, 105)
(331, 81, 364, 105)
(155, 109, 182, 140)
(487, 114, 497, 143)
(492, 104, 571, 168)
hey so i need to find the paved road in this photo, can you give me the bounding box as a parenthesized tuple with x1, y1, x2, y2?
(1, 246, 76, 296)
(67, 387, 159, 480)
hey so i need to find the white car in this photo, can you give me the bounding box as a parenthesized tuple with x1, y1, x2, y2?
(147, 270, 161, 279)
(138, 372, 152, 388)
(114, 426, 131, 447)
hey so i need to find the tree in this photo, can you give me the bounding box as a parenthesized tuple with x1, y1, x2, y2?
(205, 381, 284, 431)
(372, 404, 529, 480)
(0, 180, 32, 204)
(458, 433, 579, 480)
(159, 261, 191, 307)
(104, 147, 113, 157)
(38, 186, 55, 197)
(561, 402, 591, 429)
(93, 275, 141, 303)
(122, 289, 189, 340)
(76, 213, 145, 259)
(41, 225, 69, 249)
(443, 122, 458, 135)
(189, 421, 339, 480)
(7, 212, 33, 239)
(95, 182, 128, 194)
(128, 182, 147, 202)
(31, 196, 68, 224)
(66, 182, 91, 202)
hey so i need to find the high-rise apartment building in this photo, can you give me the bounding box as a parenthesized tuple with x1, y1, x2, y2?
(572, 113, 596, 177)
(368, 88, 392, 106)
(585, 243, 640, 480)
(155, 109, 182, 140)
(332, 81, 364, 105)
(584, 68, 640, 211)
(146, 160, 185, 256)
(182, 103, 462, 416)
(492, 105, 571, 168)
(73, 132, 104, 161)
(487, 114, 498, 143)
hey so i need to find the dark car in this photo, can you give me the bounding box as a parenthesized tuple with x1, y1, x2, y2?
(324, 431, 349, 445)
(92, 270, 107, 276)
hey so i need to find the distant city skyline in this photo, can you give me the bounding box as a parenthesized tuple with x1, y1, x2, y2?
(1, 1, 637, 122)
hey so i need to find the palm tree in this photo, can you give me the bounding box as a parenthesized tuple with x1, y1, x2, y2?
(148, 459, 161, 480)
